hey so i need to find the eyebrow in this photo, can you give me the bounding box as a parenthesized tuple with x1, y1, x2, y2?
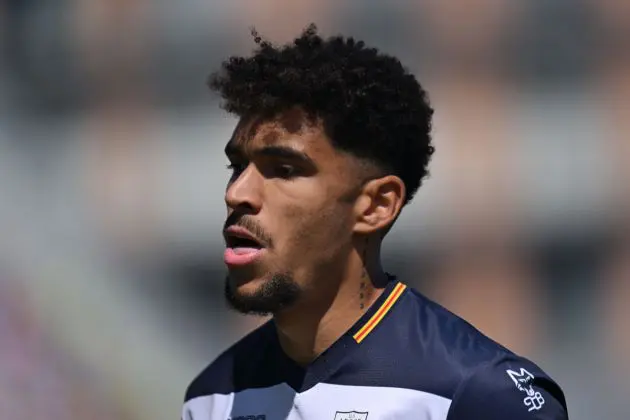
(224, 143, 317, 168)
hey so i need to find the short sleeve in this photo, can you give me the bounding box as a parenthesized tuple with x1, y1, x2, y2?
(446, 358, 568, 420)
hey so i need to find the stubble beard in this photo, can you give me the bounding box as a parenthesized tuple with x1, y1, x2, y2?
(224, 272, 302, 316)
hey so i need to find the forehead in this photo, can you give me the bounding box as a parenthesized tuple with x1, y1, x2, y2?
(227, 109, 335, 158)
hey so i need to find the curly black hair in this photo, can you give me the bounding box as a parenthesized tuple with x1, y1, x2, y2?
(209, 24, 434, 205)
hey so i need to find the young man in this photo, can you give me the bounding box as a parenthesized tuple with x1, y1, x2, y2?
(182, 25, 568, 420)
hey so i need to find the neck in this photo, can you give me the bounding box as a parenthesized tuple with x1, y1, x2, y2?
(273, 247, 390, 366)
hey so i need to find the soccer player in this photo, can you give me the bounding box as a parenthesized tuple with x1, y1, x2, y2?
(182, 25, 568, 420)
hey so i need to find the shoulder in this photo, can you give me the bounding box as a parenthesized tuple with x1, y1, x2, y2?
(184, 321, 275, 402)
(341, 286, 517, 398)
(446, 355, 568, 419)
(368, 286, 567, 410)
(400, 288, 568, 418)
(385, 287, 517, 371)
(401, 287, 521, 365)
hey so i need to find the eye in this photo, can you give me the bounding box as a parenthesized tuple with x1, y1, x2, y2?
(275, 164, 297, 179)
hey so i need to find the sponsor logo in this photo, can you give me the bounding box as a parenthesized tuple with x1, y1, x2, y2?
(334, 411, 369, 420)
(506, 368, 546, 412)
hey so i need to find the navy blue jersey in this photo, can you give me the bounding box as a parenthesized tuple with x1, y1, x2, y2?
(183, 280, 568, 419)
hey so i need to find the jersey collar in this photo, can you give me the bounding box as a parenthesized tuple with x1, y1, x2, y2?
(269, 276, 407, 392)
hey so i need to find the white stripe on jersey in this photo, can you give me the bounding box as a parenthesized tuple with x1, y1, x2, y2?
(183, 382, 452, 420)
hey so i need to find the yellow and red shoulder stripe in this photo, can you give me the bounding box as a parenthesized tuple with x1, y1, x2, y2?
(353, 282, 407, 343)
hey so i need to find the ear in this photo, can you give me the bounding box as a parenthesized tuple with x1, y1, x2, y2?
(353, 175, 406, 235)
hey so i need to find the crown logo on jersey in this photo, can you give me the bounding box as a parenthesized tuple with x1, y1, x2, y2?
(334, 411, 368, 420)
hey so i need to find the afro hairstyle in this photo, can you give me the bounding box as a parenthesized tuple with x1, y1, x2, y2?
(209, 24, 434, 205)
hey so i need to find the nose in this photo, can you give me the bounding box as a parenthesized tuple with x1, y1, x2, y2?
(225, 164, 263, 214)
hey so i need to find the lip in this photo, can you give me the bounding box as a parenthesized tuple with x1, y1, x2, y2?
(223, 225, 266, 267)
(223, 226, 263, 246)
(223, 247, 266, 267)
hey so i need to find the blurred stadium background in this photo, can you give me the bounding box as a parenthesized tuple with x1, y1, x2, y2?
(1, 0, 629, 419)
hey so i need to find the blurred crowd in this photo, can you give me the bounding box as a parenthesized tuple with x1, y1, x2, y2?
(0, 1, 629, 419)
(0, 274, 131, 419)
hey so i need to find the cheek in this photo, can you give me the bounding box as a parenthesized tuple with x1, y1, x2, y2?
(285, 200, 353, 257)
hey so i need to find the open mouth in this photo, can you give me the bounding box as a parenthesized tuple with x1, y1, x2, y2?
(223, 226, 267, 266)
(226, 236, 263, 249)
(223, 233, 266, 266)
(224, 230, 264, 250)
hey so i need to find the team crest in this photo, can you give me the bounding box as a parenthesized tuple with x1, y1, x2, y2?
(334, 411, 368, 420)
(506, 368, 546, 412)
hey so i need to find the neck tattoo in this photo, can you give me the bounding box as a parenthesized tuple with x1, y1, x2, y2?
(360, 241, 368, 310)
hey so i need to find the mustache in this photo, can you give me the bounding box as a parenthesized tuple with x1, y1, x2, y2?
(223, 213, 273, 247)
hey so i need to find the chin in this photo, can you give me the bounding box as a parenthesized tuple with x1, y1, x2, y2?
(227, 271, 269, 292)
(224, 272, 301, 316)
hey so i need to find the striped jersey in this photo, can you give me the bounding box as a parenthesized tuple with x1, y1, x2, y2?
(183, 279, 568, 420)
